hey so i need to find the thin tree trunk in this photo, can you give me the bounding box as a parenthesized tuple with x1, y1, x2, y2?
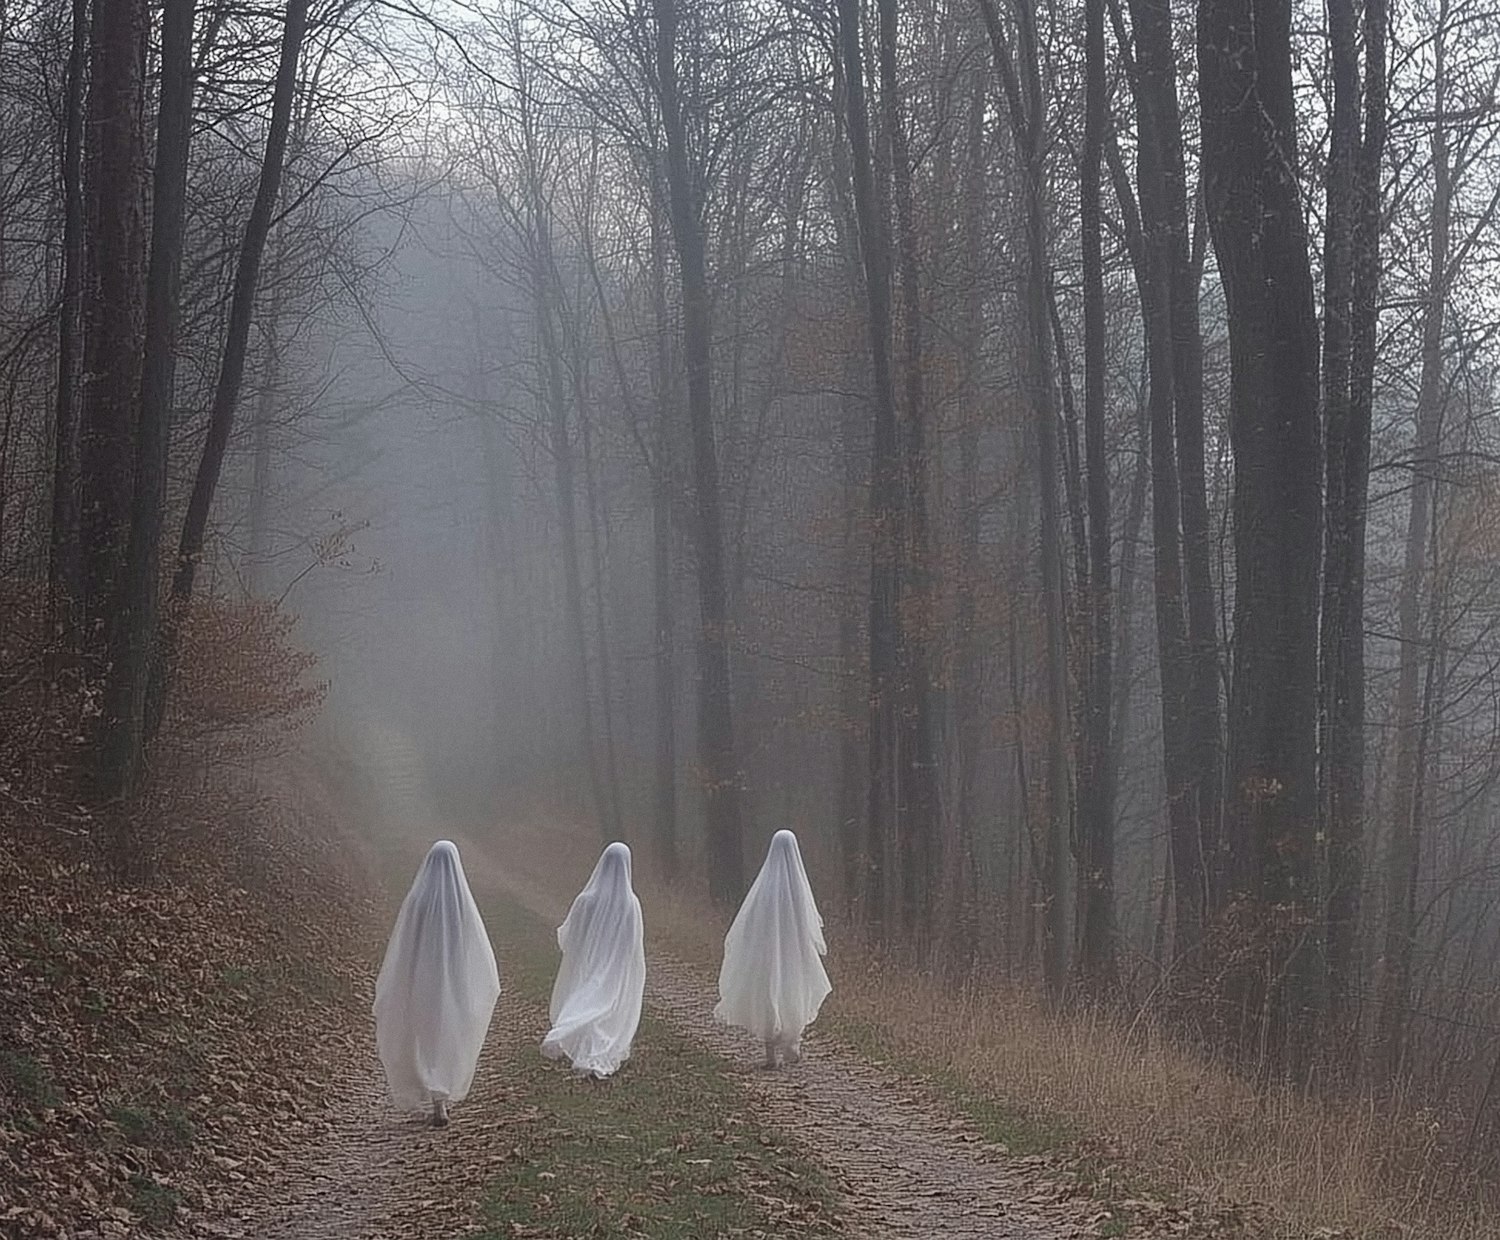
(578, 368, 626, 840)
(48, 0, 88, 638)
(535, 235, 607, 835)
(948, 68, 988, 974)
(1319, 0, 1386, 1040)
(582, 166, 674, 864)
(1170, 155, 1222, 922)
(246, 236, 286, 598)
(469, 324, 520, 806)
(828, 49, 867, 917)
(1120, 0, 1208, 953)
(1378, 15, 1449, 1077)
(171, 0, 310, 604)
(649, 209, 679, 880)
(79, 0, 149, 645)
(1111, 366, 1150, 766)
(654, 0, 745, 907)
(1077, 0, 1115, 988)
(1051, 298, 1089, 605)
(98, 0, 198, 803)
(977, 0, 1070, 995)
(835, 0, 901, 944)
(837, 358, 867, 915)
(1331, 0, 1386, 1034)
(1316, 0, 1359, 1033)
(877, 0, 940, 952)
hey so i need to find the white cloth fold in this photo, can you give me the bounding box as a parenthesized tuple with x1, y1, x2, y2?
(374, 840, 500, 1110)
(714, 829, 831, 1047)
(541, 841, 645, 1077)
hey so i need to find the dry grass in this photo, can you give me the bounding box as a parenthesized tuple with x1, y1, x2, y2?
(634, 874, 1496, 1240)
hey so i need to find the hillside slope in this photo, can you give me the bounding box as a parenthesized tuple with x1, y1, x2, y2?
(0, 759, 380, 1239)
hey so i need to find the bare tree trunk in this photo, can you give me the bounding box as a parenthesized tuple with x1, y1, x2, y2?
(535, 237, 607, 835)
(877, 0, 941, 952)
(98, 0, 198, 804)
(835, 0, 901, 944)
(948, 68, 988, 974)
(1199, 0, 1323, 1068)
(649, 209, 679, 880)
(578, 371, 626, 840)
(978, 0, 1070, 995)
(1316, 0, 1359, 1037)
(1111, 368, 1150, 767)
(78, 0, 148, 647)
(1102, 134, 1154, 788)
(654, 0, 745, 907)
(1378, 15, 1449, 1078)
(1170, 154, 1222, 922)
(582, 167, 674, 864)
(1054, 304, 1090, 621)
(1119, 0, 1210, 953)
(837, 357, 867, 915)
(171, 0, 310, 604)
(469, 323, 521, 806)
(1076, 0, 1115, 988)
(1338, 0, 1386, 1037)
(827, 50, 867, 917)
(48, 0, 88, 638)
(1319, 0, 1386, 1040)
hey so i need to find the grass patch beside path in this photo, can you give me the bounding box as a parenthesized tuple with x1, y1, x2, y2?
(815, 1008, 1075, 1158)
(474, 897, 839, 1240)
(639, 885, 1265, 1239)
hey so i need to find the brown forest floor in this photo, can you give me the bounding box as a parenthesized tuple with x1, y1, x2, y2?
(200, 824, 1186, 1240)
(4, 796, 1276, 1240)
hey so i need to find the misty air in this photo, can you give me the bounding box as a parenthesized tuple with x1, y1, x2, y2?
(0, 0, 1494, 1234)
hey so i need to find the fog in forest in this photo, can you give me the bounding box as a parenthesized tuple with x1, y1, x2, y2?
(6, 0, 1500, 1230)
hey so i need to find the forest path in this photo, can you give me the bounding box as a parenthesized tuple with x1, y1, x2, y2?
(453, 832, 1105, 1240)
(641, 954, 1097, 1239)
(192, 972, 531, 1240)
(196, 829, 1107, 1239)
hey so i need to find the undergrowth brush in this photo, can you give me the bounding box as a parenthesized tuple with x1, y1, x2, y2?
(0, 586, 380, 1238)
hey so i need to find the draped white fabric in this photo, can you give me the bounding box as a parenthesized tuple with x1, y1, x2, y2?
(374, 840, 500, 1110)
(541, 842, 646, 1077)
(714, 830, 831, 1047)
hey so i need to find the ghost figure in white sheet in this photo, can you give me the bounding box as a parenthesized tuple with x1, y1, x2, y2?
(374, 840, 500, 1126)
(541, 842, 646, 1078)
(714, 829, 831, 1068)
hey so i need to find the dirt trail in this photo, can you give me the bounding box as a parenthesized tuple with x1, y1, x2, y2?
(199, 832, 1105, 1239)
(455, 835, 1101, 1240)
(644, 955, 1095, 1240)
(192, 1001, 524, 1239)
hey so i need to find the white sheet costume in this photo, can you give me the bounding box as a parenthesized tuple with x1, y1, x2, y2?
(374, 840, 500, 1125)
(714, 829, 831, 1067)
(541, 842, 645, 1078)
